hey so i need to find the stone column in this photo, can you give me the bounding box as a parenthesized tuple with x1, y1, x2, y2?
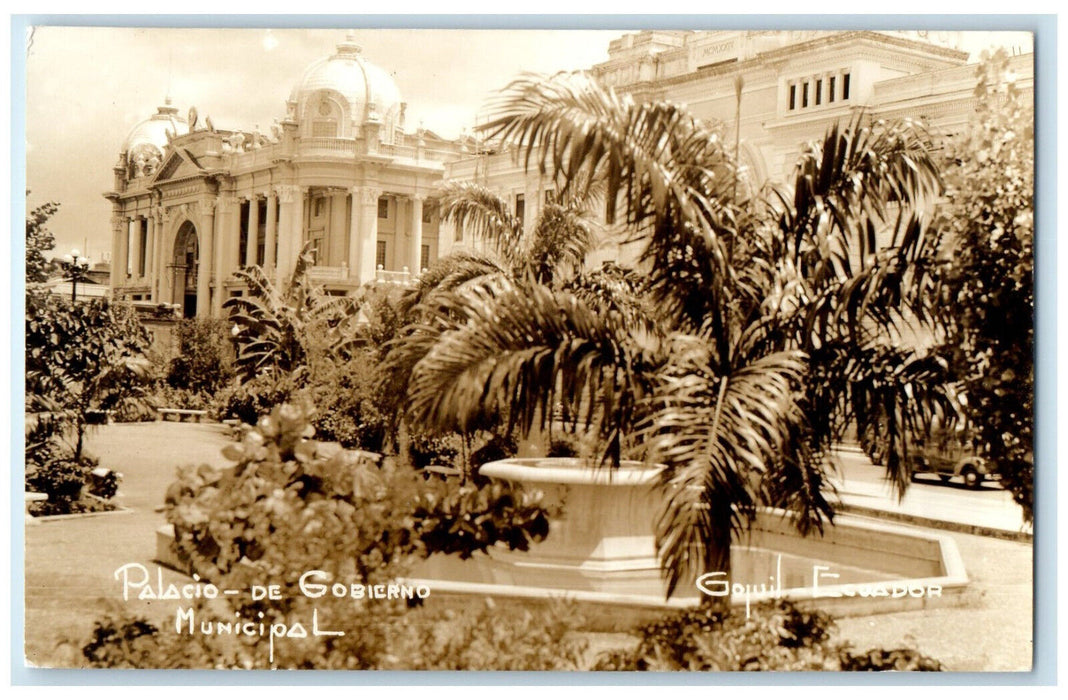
(196, 200, 215, 318)
(292, 187, 308, 273)
(264, 189, 278, 271)
(356, 186, 381, 285)
(156, 209, 172, 305)
(109, 213, 124, 294)
(275, 185, 306, 286)
(245, 195, 260, 267)
(329, 189, 347, 266)
(151, 209, 165, 302)
(213, 196, 234, 316)
(130, 217, 143, 279)
(225, 195, 241, 276)
(410, 194, 424, 275)
(125, 218, 136, 279)
(347, 187, 361, 276)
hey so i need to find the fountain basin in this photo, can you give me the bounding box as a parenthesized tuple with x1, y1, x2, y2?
(409, 457, 969, 627)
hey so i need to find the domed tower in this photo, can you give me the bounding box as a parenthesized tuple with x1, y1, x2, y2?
(121, 98, 189, 180)
(287, 32, 405, 144)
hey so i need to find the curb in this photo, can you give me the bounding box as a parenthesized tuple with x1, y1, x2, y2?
(835, 503, 1033, 544)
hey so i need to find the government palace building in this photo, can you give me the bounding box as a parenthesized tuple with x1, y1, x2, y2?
(106, 30, 1034, 318)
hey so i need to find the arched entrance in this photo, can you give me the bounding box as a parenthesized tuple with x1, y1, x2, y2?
(172, 221, 199, 318)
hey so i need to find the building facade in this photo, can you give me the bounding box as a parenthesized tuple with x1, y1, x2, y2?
(107, 34, 464, 318)
(438, 30, 1034, 267)
(108, 31, 1034, 317)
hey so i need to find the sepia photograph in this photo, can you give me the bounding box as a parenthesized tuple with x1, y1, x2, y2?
(19, 21, 1037, 675)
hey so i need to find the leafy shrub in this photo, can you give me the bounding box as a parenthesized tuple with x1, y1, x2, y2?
(76, 598, 588, 670)
(27, 458, 88, 503)
(469, 433, 518, 469)
(25, 294, 152, 460)
(306, 350, 392, 453)
(407, 431, 460, 470)
(211, 373, 296, 425)
(166, 402, 550, 581)
(592, 600, 943, 671)
(165, 318, 235, 396)
(59, 402, 558, 668)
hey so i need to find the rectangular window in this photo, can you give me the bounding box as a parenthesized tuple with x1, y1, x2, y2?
(422, 203, 432, 224)
(829, 76, 836, 103)
(515, 193, 525, 228)
(138, 219, 148, 276)
(313, 198, 324, 218)
(842, 73, 851, 100)
(378, 197, 389, 219)
(788, 84, 796, 110)
(544, 189, 556, 205)
(376, 240, 387, 268)
(802, 82, 809, 108)
(815, 79, 822, 106)
(239, 201, 250, 269)
(420, 244, 430, 272)
(256, 200, 267, 265)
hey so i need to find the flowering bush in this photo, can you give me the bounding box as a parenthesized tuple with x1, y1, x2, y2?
(592, 600, 943, 671)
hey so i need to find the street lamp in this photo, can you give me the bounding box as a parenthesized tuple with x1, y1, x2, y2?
(60, 249, 92, 303)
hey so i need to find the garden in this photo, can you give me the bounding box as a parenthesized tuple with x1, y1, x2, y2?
(24, 50, 1032, 671)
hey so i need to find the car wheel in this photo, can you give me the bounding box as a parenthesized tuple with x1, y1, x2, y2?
(961, 466, 981, 489)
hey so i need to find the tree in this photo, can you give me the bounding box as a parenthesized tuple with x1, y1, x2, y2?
(930, 50, 1034, 521)
(394, 72, 954, 599)
(26, 294, 152, 460)
(165, 318, 236, 397)
(224, 244, 360, 383)
(384, 181, 652, 464)
(26, 200, 59, 284)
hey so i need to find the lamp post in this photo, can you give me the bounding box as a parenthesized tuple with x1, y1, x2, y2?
(60, 249, 92, 303)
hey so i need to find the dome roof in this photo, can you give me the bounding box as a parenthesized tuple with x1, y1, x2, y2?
(290, 34, 403, 123)
(123, 99, 189, 155)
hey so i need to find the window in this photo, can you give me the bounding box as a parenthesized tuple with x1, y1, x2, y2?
(544, 189, 556, 205)
(138, 219, 148, 276)
(420, 244, 430, 272)
(422, 202, 433, 224)
(515, 193, 525, 228)
(802, 82, 809, 108)
(829, 76, 836, 103)
(378, 197, 389, 219)
(314, 197, 324, 218)
(256, 200, 267, 265)
(376, 240, 387, 268)
(815, 79, 822, 106)
(788, 84, 796, 110)
(238, 201, 250, 268)
(842, 73, 850, 100)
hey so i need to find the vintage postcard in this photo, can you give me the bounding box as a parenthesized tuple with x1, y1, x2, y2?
(21, 23, 1036, 675)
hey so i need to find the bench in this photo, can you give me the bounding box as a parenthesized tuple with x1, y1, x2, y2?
(157, 408, 209, 423)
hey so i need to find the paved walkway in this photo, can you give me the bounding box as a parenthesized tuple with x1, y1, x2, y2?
(21, 424, 1035, 671)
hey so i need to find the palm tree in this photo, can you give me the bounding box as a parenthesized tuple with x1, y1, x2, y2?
(394, 72, 956, 599)
(224, 243, 361, 383)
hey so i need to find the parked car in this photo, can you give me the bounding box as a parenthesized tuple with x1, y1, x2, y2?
(906, 430, 997, 489)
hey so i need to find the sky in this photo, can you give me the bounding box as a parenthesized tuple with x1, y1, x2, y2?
(22, 25, 1033, 265)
